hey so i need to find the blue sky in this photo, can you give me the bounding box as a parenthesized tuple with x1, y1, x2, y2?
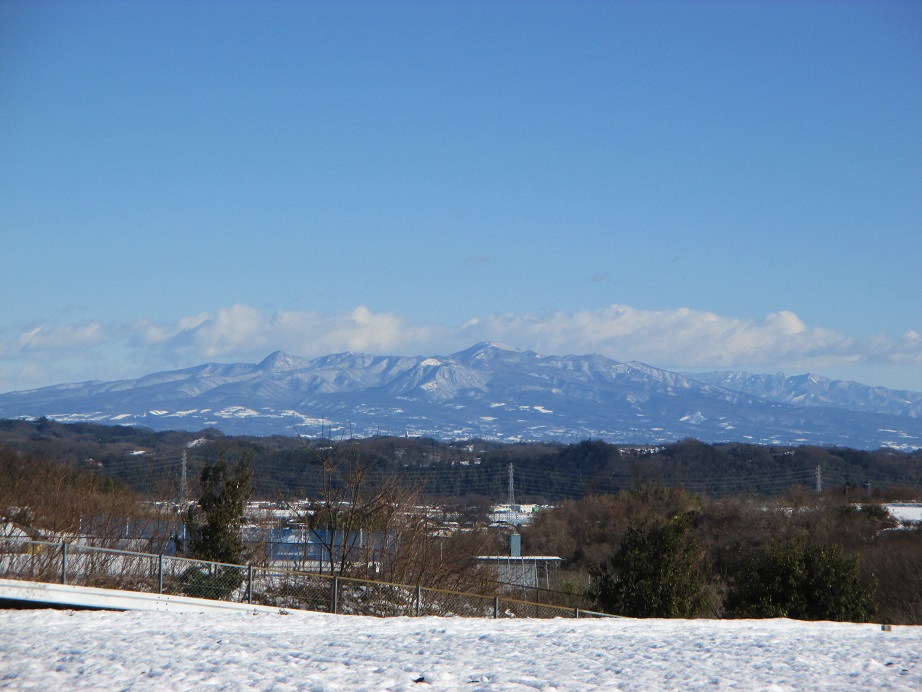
(1, 0, 921, 392)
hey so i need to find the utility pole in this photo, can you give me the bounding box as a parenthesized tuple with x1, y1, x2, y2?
(815, 464, 822, 493)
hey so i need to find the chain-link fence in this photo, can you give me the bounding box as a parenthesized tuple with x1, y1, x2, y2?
(0, 537, 610, 618)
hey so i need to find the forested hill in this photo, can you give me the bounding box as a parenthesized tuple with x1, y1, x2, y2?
(1, 418, 920, 502)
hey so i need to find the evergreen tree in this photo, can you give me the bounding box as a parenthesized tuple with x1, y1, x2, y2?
(180, 452, 253, 599)
(590, 513, 707, 618)
(183, 452, 253, 563)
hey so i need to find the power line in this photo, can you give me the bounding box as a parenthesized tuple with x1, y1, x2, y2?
(82, 447, 916, 502)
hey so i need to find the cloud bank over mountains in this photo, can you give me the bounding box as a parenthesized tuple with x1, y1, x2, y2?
(2, 303, 921, 393)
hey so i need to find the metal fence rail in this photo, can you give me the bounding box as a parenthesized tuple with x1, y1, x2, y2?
(0, 537, 608, 619)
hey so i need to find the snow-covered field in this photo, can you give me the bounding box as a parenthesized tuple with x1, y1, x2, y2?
(1, 609, 919, 690)
(887, 503, 922, 524)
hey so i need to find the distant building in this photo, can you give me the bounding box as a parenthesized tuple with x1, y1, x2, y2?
(489, 503, 547, 526)
(476, 533, 561, 589)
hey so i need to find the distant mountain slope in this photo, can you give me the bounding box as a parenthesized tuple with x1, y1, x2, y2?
(688, 371, 922, 419)
(0, 343, 920, 450)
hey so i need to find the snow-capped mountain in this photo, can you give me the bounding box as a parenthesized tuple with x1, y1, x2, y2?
(1, 343, 920, 450)
(688, 370, 922, 419)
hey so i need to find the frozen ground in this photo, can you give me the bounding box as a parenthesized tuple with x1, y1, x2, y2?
(1, 609, 920, 690)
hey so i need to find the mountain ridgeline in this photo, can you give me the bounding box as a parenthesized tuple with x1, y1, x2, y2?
(1, 343, 921, 450)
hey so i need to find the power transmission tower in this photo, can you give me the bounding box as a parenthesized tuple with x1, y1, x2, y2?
(180, 450, 188, 507)
(178, 450, 190, 546)
(815, 464, 822, 493)
(507, 463, 515, 506)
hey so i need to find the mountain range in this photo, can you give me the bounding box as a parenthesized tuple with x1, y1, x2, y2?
(1, 342, 921, 450)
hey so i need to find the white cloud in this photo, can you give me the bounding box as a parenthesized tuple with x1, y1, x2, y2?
(138, 304, 436, 365)
(136, 312, 210, 345)
(878, 331, 922, 367)
(15, 321, 110, 353)
(1, 304, 920, 391)
(454, 306, 857, 370)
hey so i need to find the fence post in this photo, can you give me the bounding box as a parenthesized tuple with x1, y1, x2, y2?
(158, 554, 164, 594)
(415, 585, 421, 617)
(332, 576, 339, 614)
(247, 565, 253, 604)
(493, 595, 499, 619)
(61, 542, 67, 585)
(575, 608, 580, 619)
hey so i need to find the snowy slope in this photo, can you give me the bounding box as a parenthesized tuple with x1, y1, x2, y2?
(0, 609, 919, 690)
(689, 370, 922, 419)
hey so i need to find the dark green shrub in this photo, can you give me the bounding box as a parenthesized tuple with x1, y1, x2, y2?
(589, 513, 707, 618)
(725, 540, 876, 622)
(178, 564, 246, 601)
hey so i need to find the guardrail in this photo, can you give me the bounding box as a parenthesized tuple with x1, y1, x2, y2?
(0, 537, 610, 619)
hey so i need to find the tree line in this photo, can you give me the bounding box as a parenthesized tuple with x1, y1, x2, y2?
(521, 485, 920, 623)
(3, 418, 921, 625)
(2, 418, 920, 502)
(2, 431, 921, 623)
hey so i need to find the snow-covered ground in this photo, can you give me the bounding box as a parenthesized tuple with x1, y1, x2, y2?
(886, 503, 922, 524)
(1, 609, 919, 690)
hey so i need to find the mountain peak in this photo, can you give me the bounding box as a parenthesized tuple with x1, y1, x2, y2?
(453, 342, 525, 360)
(2, 344, 921, 450)
(257, 351, 312, 373)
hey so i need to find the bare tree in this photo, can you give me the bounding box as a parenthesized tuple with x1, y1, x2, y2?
(283, 432, 497, 593)
(0, 446, 148, 547)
